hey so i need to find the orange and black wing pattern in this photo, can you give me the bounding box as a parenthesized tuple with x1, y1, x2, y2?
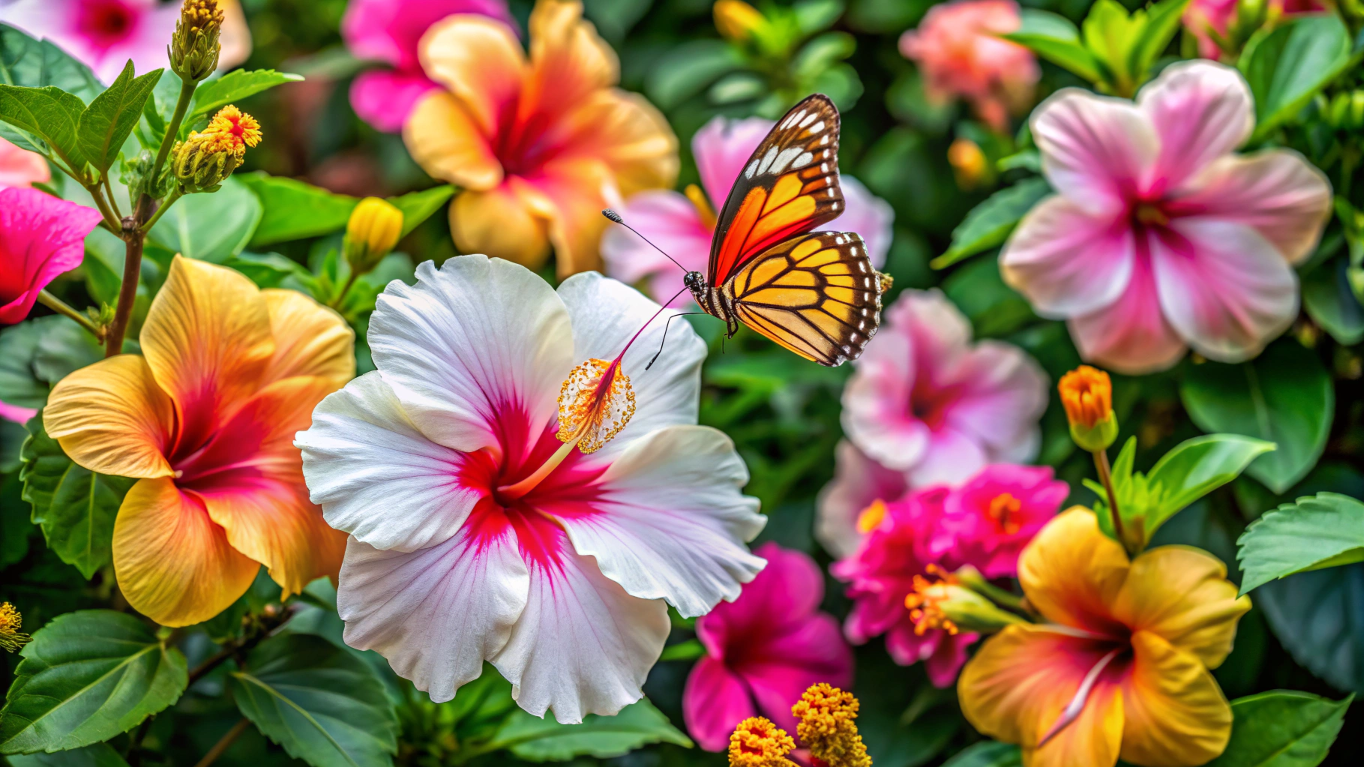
(708, 94, 844, 286)
(727, 232, 889, 367)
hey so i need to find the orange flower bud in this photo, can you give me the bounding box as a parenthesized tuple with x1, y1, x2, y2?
(948, 138, 989, 189)
(714, 0, 766, 42)
(1058, 365, 1118, 451)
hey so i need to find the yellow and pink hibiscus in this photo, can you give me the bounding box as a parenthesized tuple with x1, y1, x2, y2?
(44, 256, 354, 627)
(958, 509, 1251, 767)
(403, 0, 678, 276)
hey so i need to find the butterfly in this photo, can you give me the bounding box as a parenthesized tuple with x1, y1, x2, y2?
(681, 94, 892, 367)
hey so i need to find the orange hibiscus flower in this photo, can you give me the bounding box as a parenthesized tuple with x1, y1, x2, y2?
(404, 0, 678, 276)
(44, 257, 354, 627)
(958, 508, 1250, 767)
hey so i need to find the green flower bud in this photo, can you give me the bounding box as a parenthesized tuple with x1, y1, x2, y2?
(171, 132, 241, 194)
(170, 0, 225, 83)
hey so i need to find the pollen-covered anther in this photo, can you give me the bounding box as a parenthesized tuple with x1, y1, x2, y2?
(727, 716, 796, 767)
(904, 566, 961, 637)
(557, 358, 636, 454)
(0, 602, 31, 653)
(791, 683, 872, 767)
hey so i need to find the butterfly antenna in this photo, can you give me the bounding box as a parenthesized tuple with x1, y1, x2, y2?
(647, 306, 706, 371)
(602, 209, 690, 274)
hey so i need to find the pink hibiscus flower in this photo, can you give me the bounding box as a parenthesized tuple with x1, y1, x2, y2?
(341, 0, 515, 132)
(841, 288, 1048, 488)
(1, 188, 102, 326)
(0, 137, 49, 189)
(1183, 0, 1325, 60)
(936, 464, 1068, 578)
(601, 115, 894, 305)
(1000, 61, 1332, 374)
(0, 0, 249, 83)
(814, 440, 910, 559)
(683, 542, 851, 752)
(898, 0, 1039, 132)
(297, 255, 766, 722)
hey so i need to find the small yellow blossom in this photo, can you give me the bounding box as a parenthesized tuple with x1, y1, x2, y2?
(948, 138, 989, 189)
(792, 684, 872, 767)
(728, 716, 796, 767)
(344, 197, 404, 276)
(203, 105, 263, 154)
(1058, 365, 1118, 452)
(0, 602, 31, 653)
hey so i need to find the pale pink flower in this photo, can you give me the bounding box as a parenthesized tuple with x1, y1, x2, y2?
(1000, 61, 1332, 374)
(683, 542, 852, 752)
(1183, 0, 1324, 60)
(814, 440, 910, 559)
(841, 288, 1047, 488)
(0, 136, 49, 189)
(898, 0, 1038, 131)
(341, 0, 515, 132)
(296, 256, 765, 722)
(601, 116, 894, 305)
(936, 463, 1067, 578)
(0, 0, 249, 83)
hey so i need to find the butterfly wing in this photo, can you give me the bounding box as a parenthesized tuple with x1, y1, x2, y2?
(708, 94, 844, 287)
(727, 231, 888, 367)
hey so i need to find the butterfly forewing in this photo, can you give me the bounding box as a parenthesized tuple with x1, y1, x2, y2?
(708, 94, 844, 286)
(728, 231, 885, 366)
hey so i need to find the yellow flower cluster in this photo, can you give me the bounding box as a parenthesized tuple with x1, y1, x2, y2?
(727, 717, 796, 767)
(0, 602, 30, 653)
(792, 684, 872, 767)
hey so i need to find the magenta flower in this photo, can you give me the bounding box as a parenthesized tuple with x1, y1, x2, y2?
(815, 440, 910, 559)
(1, 188, 102, 325)
(841, 288, 1047, 488)
(1000, 61, 1331, 374)
(0, 136, 49, 190)
(683, 542, 852, 752)
(601, 115, 894, 305)
(938, 464, 1068, 578)
(341, 0, 515, 132)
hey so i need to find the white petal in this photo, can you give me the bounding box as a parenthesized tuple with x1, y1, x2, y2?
(556, 272, 705, 458)
(369, 256, 573, 452)
(560, 425, 765, 617)
(491, 537, 669, 723)
(297, 372, 478, 552)
(337, 526, 529, 704)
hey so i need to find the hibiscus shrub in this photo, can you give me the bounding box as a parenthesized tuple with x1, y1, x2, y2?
(1, 0, 1363, 766)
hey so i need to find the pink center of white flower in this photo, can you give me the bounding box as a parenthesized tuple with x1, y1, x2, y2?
(75, 0, 140, 47)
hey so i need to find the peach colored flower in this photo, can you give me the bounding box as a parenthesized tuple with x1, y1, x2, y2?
(404, 0, 678, 276)
(899, 0, 1038, 131)
(0, 136, 50, 190)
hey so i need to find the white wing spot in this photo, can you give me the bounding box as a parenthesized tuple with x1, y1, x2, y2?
(770, 147, 803, 174)
(799, 112, 818, 128)
(784, 110, 805, 128)
(821, 162, 829, 173)
(820, 136, 829, 146)
(744, 158, 759, 179)
(793, 151, 813, 168)
(857, 261, 868, 273)
(757, 146, 779, 175)
(809, 121, 825, 133)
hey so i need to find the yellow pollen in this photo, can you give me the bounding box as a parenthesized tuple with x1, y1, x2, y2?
(1134, 202, 1169, 227)
(987, 493, 1023, 535)
(791, 684, 872, 767)
(684, 184, 718, 230)
(903, 565, 959, 636)
(204, 105, 262, 151)
(856, 500, 887, 534)
(0, 602, 31, 653)
(727, 716, 796, 767)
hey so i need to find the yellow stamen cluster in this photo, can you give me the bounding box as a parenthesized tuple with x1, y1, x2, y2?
(204, 105, 263, 154)
(557, 358, 635, 454)
(987, 493, 1022, 535)
(171, 105, 262, 194)
(727, 717, 796, 767)
(0, 602, 31, 653)
(791, 684, 872, 767)
(904, 564, 959, 636)
(856, 499, 887, 534)
(180, 0, 224, 32)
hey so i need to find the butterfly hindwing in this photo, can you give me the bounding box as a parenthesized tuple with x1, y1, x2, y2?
(708, 94, 844, 286)
(727, 231, 885, 366)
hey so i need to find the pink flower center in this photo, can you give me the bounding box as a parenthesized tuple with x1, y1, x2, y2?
(986, 493, 1022, 535)
(75, 0, 140, 47)
(1133, 201, 1170, 228)
(909, 375, 961, 430)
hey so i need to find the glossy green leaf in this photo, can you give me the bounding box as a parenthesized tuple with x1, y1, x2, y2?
(932, 177, 1050, 268)
(148, 175, 263, 262)
(0, 611, 188, 754)
(222, 251, 311, 289)
(187, 69, 304, 126)
(1240, 14, 1351, 141)
(239, 174, 357, 246)
(1004, 11, 1102, 83)
(1080, 0, 1139, 84)
(942, 255, 1036, 338)
(491, 698, 691, 761)
(941, 741, 1022, 767)
(1302, 257, 1364, 345)
(1180, 341, 1332, 493)
(75, 61, 161, 173)
(6, 743, 131, 767)
(19, 410, 133, 579)
(645, 40, 743, 109)
(389, 185, 455, 237)
(1128, 0, 1190, 80)
(1206, 691, 1351, 767)
(1142, 434, 1276, 538)
(0, 25, 102, 99)
(0, 84, 88, 170)
(0, 317, 102, 414)
(1238, 493, 1364, 594)
(229, 633, 398, 767)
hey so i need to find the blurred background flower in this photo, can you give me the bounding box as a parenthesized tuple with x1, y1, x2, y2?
(0, 136, 49, 189)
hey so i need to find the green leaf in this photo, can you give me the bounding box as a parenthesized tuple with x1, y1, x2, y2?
(221, 251, 312, 289)
(1004, 11, 1103, 83)
(1180, 340, 1333, 493)
(1080, 0, 1139, 86)
(187, 69, 303, 126)
(941, 741, 1023, 767)
(0, 84, 88, 171)
(1141, 434, 1276, 538)
(645, 40, 744, 109)
(6, 743, 131, 767)
(389, 185, 455, 237)
(19, 409, 133, 579)
(1302, 257, 1364, 345)
(0, 25, 102, 100)
(491, 698, 691, 761)
(0, 610, 188, 754)
(0, 317, 102, 413)
(1240, 14, 1352, 142)
(229, 633, 398, 767)
(1128, 0, 1190, 80)
(148, 175, 263, 262)
(1206, 691, 1352, 767)
(76, 61, 161, 173)
(942, 255, 1036, 337)
(239, 174, 357, 246)
(1238, 493, 1364, 594)
(932, 178, 1050, 268)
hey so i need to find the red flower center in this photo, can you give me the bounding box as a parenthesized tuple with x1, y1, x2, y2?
(77, 0, 138, 46)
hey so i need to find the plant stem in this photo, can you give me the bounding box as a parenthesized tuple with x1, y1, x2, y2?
(329, 272, 360, 309)
(152, 79, 197, 186)
(103, 175, 123, 219)
(38, 290, 103, 342)
(187, 645, 237, 688)
(194, 718, 250, 767)
(125, 717, 155, 765)
(104, 212, 144, 358)
(86, 183, 124, 232)
(1093, 448, 1128, 551)
(140, 190, 182, 232)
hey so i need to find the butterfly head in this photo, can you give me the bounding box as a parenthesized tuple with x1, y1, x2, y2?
(683, 271, 704, 292)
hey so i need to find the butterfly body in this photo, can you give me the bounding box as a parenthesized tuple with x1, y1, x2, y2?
(689, 93, 892, 366)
